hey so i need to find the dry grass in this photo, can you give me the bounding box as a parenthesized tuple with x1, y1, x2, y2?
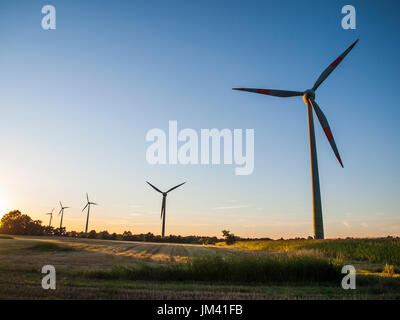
(6, 236, 231, 263)
(0, 236, 399, 299)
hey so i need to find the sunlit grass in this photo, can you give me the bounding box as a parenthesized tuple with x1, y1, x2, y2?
(220, 238, 400, 265)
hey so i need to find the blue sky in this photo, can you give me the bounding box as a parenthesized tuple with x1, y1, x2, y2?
(0, 0, 399, 238)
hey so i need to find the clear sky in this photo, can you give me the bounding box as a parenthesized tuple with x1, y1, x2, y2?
(0, 0, 399, 238)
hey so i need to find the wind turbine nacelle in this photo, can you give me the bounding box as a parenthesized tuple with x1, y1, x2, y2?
(303, 89, 315, 104)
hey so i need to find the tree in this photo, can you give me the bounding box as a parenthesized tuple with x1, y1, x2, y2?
(98, 230, 110, 239)
(87, 230, 97, 239)
(122, 231, 132, 240)
(109, 232, 117, 240)
(222, 230, 236, 245)
(54, 227, 66, 236)
(0, 210, 47, 235)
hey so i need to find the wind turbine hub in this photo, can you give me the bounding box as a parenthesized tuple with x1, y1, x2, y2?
(303, 89, 315, 104)
(163, 192, 167, 197)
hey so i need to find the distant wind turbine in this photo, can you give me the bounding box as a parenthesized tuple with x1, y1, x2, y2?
(146, 181, 186, 237)
(58, 201, 69, 230)
(233, 40, 359, 239)
(82, 193, 98, 233)
(46, 208, 54, 227)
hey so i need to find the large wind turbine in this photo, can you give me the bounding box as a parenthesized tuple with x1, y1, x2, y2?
(146, 181, 186, 237)
(233, 40, 359, 239)
(82, 193, 98, 233)
(58, 201, 69, 230)
(46, 208, 54, 227)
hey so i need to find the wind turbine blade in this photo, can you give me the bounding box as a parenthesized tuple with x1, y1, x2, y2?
(233, 88, 303, 97)
(58, 209, 63, 216)
(82, 203, 89, 212)
(161, 197, 166, 219)
(166, 182, 186, 193)
(312, 39, 359, 91)
(51, 208, 54, 213)
(59, 201, 63, 208)
(146, 181, 163, 193)
(309, 99, 343, 167)
(86, 193, 89, 202)
(90, 202, 98, 205)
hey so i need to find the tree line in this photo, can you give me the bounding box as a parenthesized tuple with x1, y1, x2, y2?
(0, 210, 224, 244)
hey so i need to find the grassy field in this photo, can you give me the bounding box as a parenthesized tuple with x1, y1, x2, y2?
(220, 238, 400, 265)
(0, 235, 399, 299)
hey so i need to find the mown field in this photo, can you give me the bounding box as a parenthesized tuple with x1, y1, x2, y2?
(0, 235, 399, 299)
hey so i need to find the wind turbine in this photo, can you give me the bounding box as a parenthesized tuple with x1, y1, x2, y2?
(58, 201, 69, 230)
(233, 39, 359, 239)
(146, 181, 186, 237)
(82, 193, 98, 233)
(46, 208, 54, 227)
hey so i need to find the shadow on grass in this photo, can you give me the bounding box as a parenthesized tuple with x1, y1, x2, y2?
(27, 242, 77, 252)
(0, 235, 14, 239)
(80, 255, 342, 284)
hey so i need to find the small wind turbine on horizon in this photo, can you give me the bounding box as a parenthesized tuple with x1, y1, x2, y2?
(233, 39, 359, 239)
(82, 193, 98, 233)
(146, 181, 186, 237)
(58, 201, 69, 230)
(46, 208, 54, 227)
